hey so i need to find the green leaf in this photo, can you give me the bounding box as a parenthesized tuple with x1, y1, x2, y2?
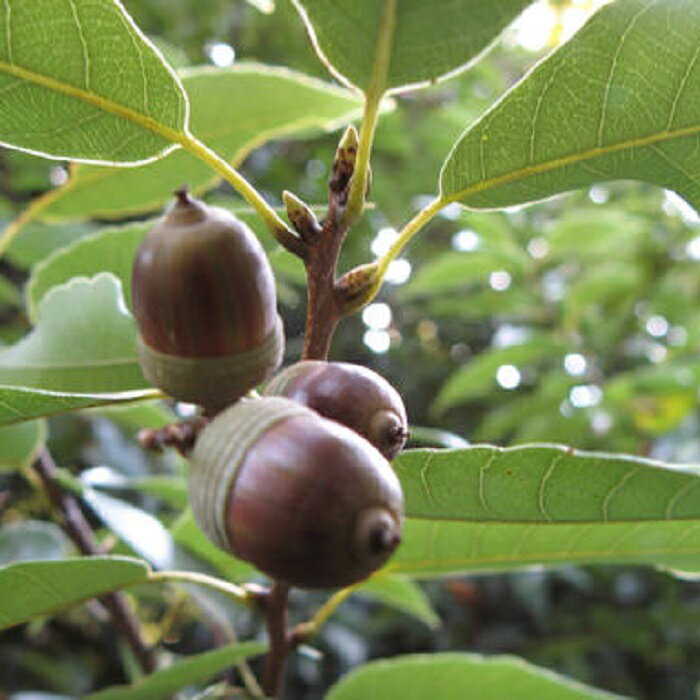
(327, 653, 621, 699)
(403, 250, 526, 299)
(433, 337, 566, 414)
(27, 221, 150, 317)
(0, 521, 70, 564)
(5, 219, 96, 268)
(86, 472, 188, 511)
(0, 273, 146, 393)
(441, 0, 700, 211)
(26, 209, 304, 320)
(293, 0, 531, 93)
(0, 385, 157, 427)
(545, 208, 649, 260)
(0, 556, 150, 631)
(171, 510, 256, 583)
(385, 446, 700, 577)
(0, 419, 46, 470)
(39, 64, 362, 221)
(0, 0, 187, 164)
(85, 641, 267, 700)
(358, 576, 439, 628)
(395, 446, 700, 523)
(392, 516, 700, 578)
(564, 261, 643, 327)
(81, 488, 177, 570)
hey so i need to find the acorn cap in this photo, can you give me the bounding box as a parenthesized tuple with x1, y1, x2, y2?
(138, 315, 284, 411)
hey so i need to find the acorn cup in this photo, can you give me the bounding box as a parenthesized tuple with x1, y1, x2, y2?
(131, 189, 284, 413)
(188, 396, 404, 589)
(264, 361, 408, 459)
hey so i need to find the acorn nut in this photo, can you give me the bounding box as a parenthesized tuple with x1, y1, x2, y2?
(264, 361, 408, 459)
(132, 189, 284, 412)
(188, 396, 404, 589)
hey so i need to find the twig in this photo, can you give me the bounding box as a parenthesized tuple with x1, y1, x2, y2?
(299, 127, 359, 360)
(262, 581, 291, 698)
(33, 448, 156, 674)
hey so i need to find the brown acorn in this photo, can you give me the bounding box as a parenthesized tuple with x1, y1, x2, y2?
(188, 396, 404, 589)
(264, 361, 408, 459)
(131, 189, 284, 412)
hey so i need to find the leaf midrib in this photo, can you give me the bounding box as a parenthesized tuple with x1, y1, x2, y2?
(0, 58, 186, 148)
(443, 122, 700, 204)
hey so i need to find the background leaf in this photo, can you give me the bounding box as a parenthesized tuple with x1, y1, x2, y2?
(0, 521, 71, 564)
(0, 274, 145, 393)
(0, 556, 150, 631)
(0, 386, 157, 427)
(293, 0, 532, 93)
(358, 576, 439, 628)
(38, 64, 362, 221)
(0, 420, 46, 470)
(85, 641, 267, 700)
(441, 0, 700, 211)
(0, 0, 186, 163)
(327, 652, 621, 699)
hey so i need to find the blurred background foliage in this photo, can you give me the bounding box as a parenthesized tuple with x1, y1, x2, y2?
(2, 1, 700, 698)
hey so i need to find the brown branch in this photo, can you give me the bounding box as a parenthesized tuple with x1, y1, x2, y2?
(33, 448, 156, 674)
(299, 126, 360, 360)
(261, 581, 291, 698)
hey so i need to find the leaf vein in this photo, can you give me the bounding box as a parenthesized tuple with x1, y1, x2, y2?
(538, 450, 566, 522)
(666, 37, 700, 130)
(601, 466, 642, 522)
(597, 0, 655, 147)
(66, 0, 90, 91)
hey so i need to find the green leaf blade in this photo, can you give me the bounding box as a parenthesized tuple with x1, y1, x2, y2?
(0, 0, 187, 164)
(0, 385, 157, 426)
(328, 653, 621, 699)
(395, 446, 700, 523)
(294, 0, 531, 93)
(391, 518, 700, 577)
(387, 446, 700, 577)
(0, 556, 150, 631)
(441, 0, 700, 211)
(85, 641, 267, 700)
(0, 273, 145, 393)
(39, 64, 362, 221)
(0, 419, 46, 470)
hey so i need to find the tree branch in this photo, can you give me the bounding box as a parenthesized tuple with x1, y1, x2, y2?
(33, 448, 156, 675)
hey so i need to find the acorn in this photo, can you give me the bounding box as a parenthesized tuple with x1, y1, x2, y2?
(132, 189, 284, 412)
(264, 361, 408, 459)
(188, 396, 403, 589)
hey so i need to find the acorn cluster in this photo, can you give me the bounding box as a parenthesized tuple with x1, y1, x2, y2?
(132, 191, 407, 589)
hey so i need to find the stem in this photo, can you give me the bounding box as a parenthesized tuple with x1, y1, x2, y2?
(262, 581, 291, 698)
(294, 585, 358, 644)
(376, 195, 446, 280)
(302, 214, 345, 360)
(33, 449, 156, 674)
(343, 0, 398, 227)
(177, 132, 305, 257)
(146, 571, 254, 608)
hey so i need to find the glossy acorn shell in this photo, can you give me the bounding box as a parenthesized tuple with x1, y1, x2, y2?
(189, 396, 404, 589)
(264, 361, 408, 459)
(132, 192, 283, 410)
